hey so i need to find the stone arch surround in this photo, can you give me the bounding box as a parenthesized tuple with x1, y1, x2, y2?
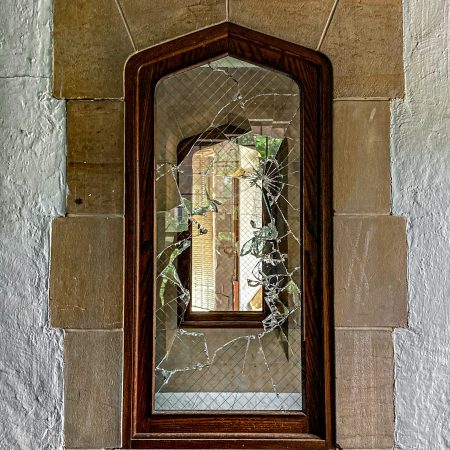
(49, 2, 407, 448)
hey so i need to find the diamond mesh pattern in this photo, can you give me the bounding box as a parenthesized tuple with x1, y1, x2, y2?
(154, 56, 302, 411)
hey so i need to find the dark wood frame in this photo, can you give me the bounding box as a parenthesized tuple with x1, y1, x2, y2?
(124, 22, 334, 449)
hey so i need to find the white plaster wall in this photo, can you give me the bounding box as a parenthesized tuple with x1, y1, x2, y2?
(0, 0, 65, 449)
(392, 0, 450, 448)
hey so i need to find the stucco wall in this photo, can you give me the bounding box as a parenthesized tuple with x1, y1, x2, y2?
(392, 0, 450, 448)
(0, 0, 65, 448)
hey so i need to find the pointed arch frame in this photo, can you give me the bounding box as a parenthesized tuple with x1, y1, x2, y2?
(123, 22, 334, 449)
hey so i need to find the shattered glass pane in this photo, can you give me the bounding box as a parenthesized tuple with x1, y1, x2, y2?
(154, 56, 302, 411)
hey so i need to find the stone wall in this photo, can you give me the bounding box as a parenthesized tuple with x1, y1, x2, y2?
(1, 0, 412, 449)
(49, 2, 407, 448)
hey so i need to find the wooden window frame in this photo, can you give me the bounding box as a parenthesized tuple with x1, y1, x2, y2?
(123, 22, 334, 449)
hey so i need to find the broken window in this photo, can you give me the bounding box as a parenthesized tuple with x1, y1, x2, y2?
(154, 56, 303, 411)
(124, 23, 334, 449)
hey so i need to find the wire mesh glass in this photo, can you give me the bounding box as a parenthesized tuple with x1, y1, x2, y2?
(154, 56, 302, 412)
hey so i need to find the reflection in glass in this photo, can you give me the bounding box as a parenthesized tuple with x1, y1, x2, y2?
(154, 56, 302, 411)
(183, 140, 266, 312)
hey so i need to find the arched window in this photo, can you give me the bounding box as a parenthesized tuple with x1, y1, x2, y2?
(124, 23, 334, 449)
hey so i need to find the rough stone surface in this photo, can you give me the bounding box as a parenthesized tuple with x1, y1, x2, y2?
(0, 8, 66, 445)
(335, 330, 394, 449)
(50, 216, 123, 329)
(64, 330, 123, 448)
(67, 100, 124, 214)
(53, 0, 134, 98)
(118, 0, 226, 50)
(334, 100, 392, 214)
(391, 0, 450, 447)
(321, 0, 404, 98)
(0, 0, 53, 77)
(229, 0, 336, 50)
(334, 215, 408, 327)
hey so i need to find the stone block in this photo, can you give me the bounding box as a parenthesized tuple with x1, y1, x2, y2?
(334, 100, 391, 214)
(335, 329, 394, 449)
(229, 0, 336, 50)
(64, 330, 122, 448)
(50, 216, 123, 329)
(53, 0, 134, 98)
(334, 215, 407, 327)
(117, 0, 226, 50)
(66, 101, 124, 214)
(321, 0, 404, 98)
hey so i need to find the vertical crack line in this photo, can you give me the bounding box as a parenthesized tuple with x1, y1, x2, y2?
(226, 0, 229, 21)
(114, 0, 137, 52)
(316, 0, 340, 51)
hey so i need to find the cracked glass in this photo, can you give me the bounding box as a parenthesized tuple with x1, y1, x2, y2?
(154, 56, 303, 412)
